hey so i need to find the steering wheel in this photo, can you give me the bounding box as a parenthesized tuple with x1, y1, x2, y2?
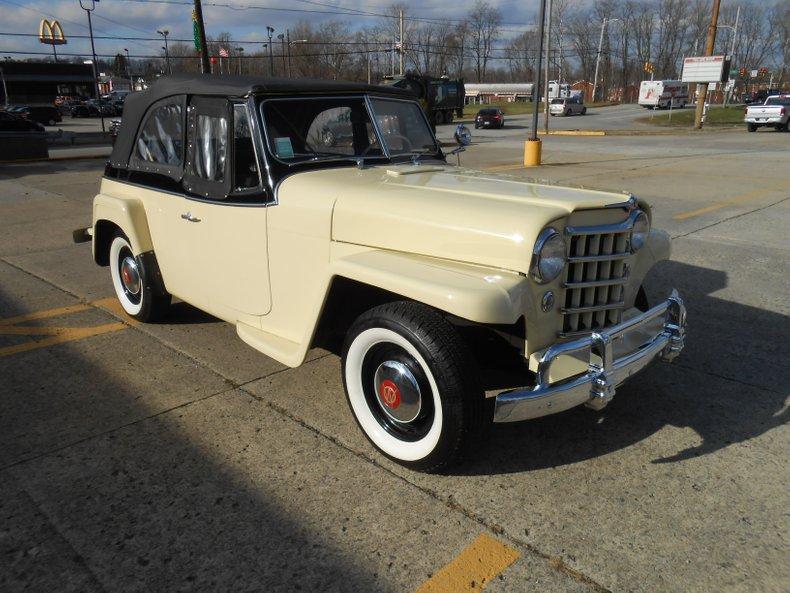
(382, 134, 414, 153)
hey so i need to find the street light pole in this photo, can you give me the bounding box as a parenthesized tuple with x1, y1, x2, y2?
(591, 17, 607, 104)
(266, 26, 275, 76)
(525, 0, 548, 167)
(543, 0, 553, 135)
(124, 48, 133, 91)
(236, 47, 244, 75)
(157, 29, 171, 75)
(277, 34, 286, 77)
(79, 0, 104, 132)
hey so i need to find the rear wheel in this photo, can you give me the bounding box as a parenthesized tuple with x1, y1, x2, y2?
(342, 302, 489, 472)
(109, 232, 171, 322)
(581, 107, 587, 115)
(747, 123, 757, 132)
(434, 110, 445, 125)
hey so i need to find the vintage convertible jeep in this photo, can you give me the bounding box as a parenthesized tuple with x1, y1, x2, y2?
(76, 75, 686, 471)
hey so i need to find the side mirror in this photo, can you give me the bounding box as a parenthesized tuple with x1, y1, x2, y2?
(454, 124, 472, 146)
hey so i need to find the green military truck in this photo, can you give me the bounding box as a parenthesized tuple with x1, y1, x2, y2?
(382, 74, 465, 126)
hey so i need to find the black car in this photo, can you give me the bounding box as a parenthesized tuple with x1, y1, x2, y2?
(71, 103, 101, 118)
(474, 108, 505, 129)
(0, 111, 46, 132)
(16, 105, 62, 126)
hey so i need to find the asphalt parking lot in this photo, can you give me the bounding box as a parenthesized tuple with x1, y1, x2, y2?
(1, 128, 788, 592)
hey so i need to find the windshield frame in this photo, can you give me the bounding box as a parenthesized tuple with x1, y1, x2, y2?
(258, 93, 443, 168)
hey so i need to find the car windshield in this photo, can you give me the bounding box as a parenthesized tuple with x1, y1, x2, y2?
(478, 109, 497, 115)
(765, 97, 790, 106)
(551, 98, 565, 104)
(260, 96, 439, 164)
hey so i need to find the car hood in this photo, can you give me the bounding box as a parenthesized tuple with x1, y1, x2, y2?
(296, 163, 634, 274)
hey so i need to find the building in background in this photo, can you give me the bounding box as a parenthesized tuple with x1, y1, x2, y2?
(0, 61, 95, 105)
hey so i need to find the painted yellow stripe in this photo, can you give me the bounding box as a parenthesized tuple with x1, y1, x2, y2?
(673, 187, 779, 221)
(0, 303, 91, 326)
(415, 533, 521, 593)
(91, 297, 141, 326)
(0, 322, 127, 357)
(0, 326, 78, 335)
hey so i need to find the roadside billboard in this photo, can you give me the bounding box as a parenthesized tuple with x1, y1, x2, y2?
(682, 56, 729, 83)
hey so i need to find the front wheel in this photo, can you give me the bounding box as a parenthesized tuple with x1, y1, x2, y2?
(342, 302, 489, 472)
(109, 232, 171, 322)
(581, 107, 587, 115)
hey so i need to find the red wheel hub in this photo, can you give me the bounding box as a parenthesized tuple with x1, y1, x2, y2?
(378, 379, 401, 410)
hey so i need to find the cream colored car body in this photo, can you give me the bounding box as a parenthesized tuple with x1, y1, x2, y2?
(92, 162, 669, 376)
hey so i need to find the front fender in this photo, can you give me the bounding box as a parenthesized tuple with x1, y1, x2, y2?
(331, 245, 532, 325)
(92, 193, 153, 259)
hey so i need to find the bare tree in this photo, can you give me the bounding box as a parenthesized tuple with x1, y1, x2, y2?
(468, 0, 502, 82)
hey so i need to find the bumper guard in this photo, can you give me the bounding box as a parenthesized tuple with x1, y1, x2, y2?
(494, 290, 686, 423)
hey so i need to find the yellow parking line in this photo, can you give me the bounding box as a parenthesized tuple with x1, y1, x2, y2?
(673, 187, 779, 221)
(0, 303, 91, 326)
(0, 322, 127, 357)
(415, 533, 521, 593)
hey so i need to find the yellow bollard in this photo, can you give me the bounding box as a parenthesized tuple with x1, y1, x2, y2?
(524, 139, 542, 167)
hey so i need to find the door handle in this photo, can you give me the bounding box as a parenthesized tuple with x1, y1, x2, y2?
(181, 212, 201, 222)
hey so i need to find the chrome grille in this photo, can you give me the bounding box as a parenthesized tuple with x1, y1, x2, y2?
(561, 226, 631, 337)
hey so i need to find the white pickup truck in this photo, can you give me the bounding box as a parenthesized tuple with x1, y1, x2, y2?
(744, 95, 790, 132)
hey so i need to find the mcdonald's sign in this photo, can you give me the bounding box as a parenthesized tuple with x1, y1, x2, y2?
(39, 19, 67, 45)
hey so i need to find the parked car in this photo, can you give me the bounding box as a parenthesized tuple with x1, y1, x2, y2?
(744, 95, 790, 132)
(74, 75, 687, 472)
(16, 105, 62, 126)
(0, 111, 46, 132)
(474, 108, 505, 128)
(71, 103, 101, 118)
(549, 96, 587, 116)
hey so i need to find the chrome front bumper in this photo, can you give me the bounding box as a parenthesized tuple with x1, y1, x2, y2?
(493, 290, 686, 423)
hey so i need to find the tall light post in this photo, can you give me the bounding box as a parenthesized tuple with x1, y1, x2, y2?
(236, 47, 244, 75)
(124, 47, 133, 91)
(266, 26, 275, 76)
(79, 0, 104, 132)
(157, 29, 171, 75)
(591, 17, 622, 103)
(525, 0, 548, 167)
(277, 33, 286, 77)
(286, 33, 307, 78)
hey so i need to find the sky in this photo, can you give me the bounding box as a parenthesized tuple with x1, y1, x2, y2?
(0, 0, 544, 61)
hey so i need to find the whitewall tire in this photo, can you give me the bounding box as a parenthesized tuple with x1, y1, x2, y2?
(108, 232, 170, 322)
(341, 301, 489, 472)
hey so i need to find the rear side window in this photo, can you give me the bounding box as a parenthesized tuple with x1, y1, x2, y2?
(130, 96, 185, 178)
(194, 113, 228, 182)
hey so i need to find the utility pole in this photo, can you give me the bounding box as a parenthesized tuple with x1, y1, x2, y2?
(286, 30, 291, 77)
(525, 0, 548, 167)
(278, 34, 286, 77)
(543, 0, 553, 135)
(79, 0, 104, 132)
(592, 17, 607, 103)
(236, 47, 243, 75)
(157, 30, 171, 75)
(399, 9, 404, 75)
(694, 0, 721, 130)
(124, 48, 133, 90)
(193, 0, 210, 73)
(266, 26, 275, 76)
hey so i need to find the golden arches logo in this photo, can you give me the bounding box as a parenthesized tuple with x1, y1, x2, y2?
(39, 19, 67, 45)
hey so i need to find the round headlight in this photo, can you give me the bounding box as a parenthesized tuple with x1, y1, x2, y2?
(630, 210, 650, 252)
(530, 228, 566, 284)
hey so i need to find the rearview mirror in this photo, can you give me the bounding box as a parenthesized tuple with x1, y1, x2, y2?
(454, 124, 472, 146)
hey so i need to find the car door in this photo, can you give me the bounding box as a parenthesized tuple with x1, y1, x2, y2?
(179, 98, 271, 317)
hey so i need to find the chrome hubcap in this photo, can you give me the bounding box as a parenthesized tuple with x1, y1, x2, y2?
(373, 360, 421, 423)
(120, 256, 141, 296)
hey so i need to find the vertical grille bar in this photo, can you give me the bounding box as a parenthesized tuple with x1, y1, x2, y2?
(561, 224, 632, 337)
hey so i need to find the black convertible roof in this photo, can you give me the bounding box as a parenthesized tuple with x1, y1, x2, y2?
(110, 74, 413, 168)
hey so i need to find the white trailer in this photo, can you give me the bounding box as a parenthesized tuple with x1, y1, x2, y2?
(638, 80, 689, 109)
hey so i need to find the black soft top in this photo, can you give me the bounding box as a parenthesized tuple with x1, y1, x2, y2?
(110, 74, 413, 168)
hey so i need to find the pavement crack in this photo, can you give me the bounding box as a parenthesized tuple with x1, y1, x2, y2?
(240, 386, 612, 593)
(670, 196, 790, 240)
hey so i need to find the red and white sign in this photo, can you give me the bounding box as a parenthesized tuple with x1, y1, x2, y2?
(682, 55, 727, 83)
(219, 48, 229, 58)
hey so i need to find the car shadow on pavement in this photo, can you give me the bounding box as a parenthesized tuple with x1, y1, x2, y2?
(458, 260, 789, 476)
(0, 295, 396, 592)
